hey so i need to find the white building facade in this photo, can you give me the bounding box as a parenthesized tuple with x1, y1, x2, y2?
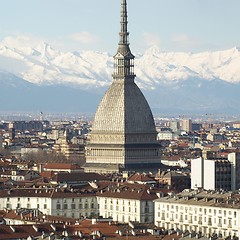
(154, 190, 240, 238)
(96, 184, 157, 223)
(0, 188, 97, 219)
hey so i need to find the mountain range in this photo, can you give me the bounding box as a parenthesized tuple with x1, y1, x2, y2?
(1, 38, 240, 114)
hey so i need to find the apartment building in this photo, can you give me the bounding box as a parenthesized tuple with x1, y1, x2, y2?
(154, 189, 240, 238)
(96, 183, 158, 223)
(0, 188, 97, 219)
(191, 152, 240, 190)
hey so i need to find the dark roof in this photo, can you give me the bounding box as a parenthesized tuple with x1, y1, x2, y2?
(53, 172, 109, 183)
(96, 182, 158, 201)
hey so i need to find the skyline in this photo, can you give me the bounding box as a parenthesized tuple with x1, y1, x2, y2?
(1, 0, 240, 54)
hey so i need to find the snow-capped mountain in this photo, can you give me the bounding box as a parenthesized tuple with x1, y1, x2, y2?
(1, 38, 240, 88)
(1, 37, 240, 114)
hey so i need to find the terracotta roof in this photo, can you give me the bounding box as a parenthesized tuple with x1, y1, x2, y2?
(44, 163, 82, 170)
(2, 209, 78, 225)
(40, 171, 55, 179)
(0, 224, 53, 239)
(128, 173, 156, 183)
(0, 217, 166, 239)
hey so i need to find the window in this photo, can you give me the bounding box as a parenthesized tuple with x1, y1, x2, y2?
(64, 204, 68, 209)
(56, 204, 61, 210)
(71, 204, 76, 209)
(44, 204, 47, 209)
(79, 204, 82, 209)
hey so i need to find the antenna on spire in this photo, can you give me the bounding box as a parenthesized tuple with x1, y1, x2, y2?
(119, 0, 129, 45)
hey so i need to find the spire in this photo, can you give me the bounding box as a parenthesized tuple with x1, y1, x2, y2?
(113, 0, 135, 80)
(119, 0, 129, 45)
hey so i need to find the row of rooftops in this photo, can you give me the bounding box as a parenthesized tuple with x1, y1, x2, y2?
(0, 181, 165, 201)
(0, 208, 165, 240)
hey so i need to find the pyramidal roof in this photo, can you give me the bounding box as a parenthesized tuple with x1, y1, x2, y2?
(91, 0, 156, 135)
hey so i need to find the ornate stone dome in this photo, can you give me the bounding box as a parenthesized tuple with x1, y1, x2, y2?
(92, 80, 156, 135)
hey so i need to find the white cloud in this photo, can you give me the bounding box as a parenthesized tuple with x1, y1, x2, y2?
(142, 32, 161, 47)
(70, 31, 100, 45)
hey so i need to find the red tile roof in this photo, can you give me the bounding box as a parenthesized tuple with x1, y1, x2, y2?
(44, 163, 82, 170)
(128, 173, 156, 183)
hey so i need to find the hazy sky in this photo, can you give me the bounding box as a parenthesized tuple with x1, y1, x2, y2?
(1, 0, 240, 54)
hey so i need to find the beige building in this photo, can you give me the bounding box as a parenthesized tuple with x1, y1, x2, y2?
(180, 119, 192, 132)
(53, 135, 85, 163)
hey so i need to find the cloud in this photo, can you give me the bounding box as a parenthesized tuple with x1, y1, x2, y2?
(70, 31, 100, 45)
(142, 32, 161, 47)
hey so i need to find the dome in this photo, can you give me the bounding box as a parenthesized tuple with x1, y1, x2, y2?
(92, 79, 156, 135)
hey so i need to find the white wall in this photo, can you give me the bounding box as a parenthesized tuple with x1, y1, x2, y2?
(191, 157, 203, 189)
(203, 160, 215, 190)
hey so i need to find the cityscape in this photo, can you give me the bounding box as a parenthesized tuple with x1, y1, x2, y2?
(1, 0, 240, 239)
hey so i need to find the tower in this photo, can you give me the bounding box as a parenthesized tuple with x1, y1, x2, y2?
(84, 0, 160, 173)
